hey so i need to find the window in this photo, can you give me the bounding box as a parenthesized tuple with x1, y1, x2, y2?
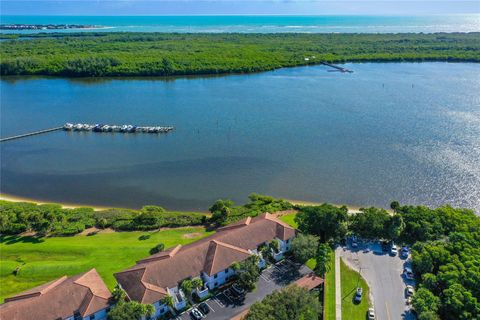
(214, 282, 218, 287)
(73, 311, 82, 320)
(214, 274, 218, 279)
(225, 269, 229, 274)
(161, 308, 165, 313)
(89, 315, 96, 320)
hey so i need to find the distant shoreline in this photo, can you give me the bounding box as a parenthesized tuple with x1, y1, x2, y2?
(0, 24, 105, 31)
(0, 192, 370, 214)
(1, 32, 478, 78)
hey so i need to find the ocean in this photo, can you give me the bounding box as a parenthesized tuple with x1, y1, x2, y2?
(1, 15, 479, 34)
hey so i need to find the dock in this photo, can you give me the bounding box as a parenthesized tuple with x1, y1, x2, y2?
(0, 127, 63, 142)
(321, 62, 353, 73)
(0, 123, 175, 142)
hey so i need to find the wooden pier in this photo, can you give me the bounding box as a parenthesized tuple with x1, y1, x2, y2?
(321, 62, 353, 73)
(0, 127, 63, 142)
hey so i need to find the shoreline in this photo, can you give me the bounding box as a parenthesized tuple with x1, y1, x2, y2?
(0, 193, 376, 214)
(0, 193, 111, 211)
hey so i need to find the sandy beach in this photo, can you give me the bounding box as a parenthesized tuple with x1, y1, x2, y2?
(1, 193, 387, 214)
(0, 193, 111, 211)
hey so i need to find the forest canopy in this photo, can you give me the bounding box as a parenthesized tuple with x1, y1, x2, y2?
(1, 32, 479, 77)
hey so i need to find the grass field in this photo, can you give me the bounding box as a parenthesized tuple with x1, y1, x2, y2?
(0, 227, 213, 302)
(279, 212, 298, 229)
(324, 252, 336, 320)
(340, 258, 371, 320)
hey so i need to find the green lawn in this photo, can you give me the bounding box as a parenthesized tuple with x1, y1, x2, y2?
(324, 252, 336, 320)
(340, 259, 371, 320)
(279, 213, 298, 229)
(0, 227, 213, 302)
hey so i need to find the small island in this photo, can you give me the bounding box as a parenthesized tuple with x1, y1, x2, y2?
(0, 23, 104, 30)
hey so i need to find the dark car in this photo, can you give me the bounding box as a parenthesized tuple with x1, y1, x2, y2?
(232, 283, 245, 296)
(354, 287, 363, 303)
(198, 302, 210, 315)
(381, 241, 389, 251)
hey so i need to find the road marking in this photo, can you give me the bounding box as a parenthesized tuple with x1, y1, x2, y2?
(260, 273, 271, 282)
(222, 290, 234, 303)
(205, 300, 216, 312)
(385, 301, 392, 320)
(213, 296, 225, 308)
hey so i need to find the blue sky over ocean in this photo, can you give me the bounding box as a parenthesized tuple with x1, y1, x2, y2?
(1, 0, 479, 15)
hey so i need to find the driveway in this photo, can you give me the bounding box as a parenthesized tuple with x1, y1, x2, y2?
(174, 260, 312, 320)
(338, 241, 416, 320)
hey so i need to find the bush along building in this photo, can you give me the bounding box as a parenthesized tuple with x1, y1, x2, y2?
(0, 269, 112, 320)
(114, 213, 296, 318)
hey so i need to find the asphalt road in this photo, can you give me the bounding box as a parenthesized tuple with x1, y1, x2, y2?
(338, 241, 416, 320)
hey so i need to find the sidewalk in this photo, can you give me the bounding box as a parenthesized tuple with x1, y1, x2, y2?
(335, 248, 342, 320)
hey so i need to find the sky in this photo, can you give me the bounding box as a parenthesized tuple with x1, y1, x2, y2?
(0, 0, 478, 16)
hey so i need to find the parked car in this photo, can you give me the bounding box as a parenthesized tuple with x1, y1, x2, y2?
(390, 245, 398, 256)
(406, 285, 415, 297)
(354, 287, 363, 303)
(404, 267, 414, 280)
(367, 308, 376, 320)
(381, 241, 389, 252)
(232, 283, 245, 296)
(401, 246, 409, 258)
(190, 308, 204, 320)
(198, 302, 210, 315)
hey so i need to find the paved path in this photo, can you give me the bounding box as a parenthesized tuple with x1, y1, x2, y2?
(335, 248, 342, 320)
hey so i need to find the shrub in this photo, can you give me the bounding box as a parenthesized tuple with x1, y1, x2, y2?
(150, 243, 165, 255)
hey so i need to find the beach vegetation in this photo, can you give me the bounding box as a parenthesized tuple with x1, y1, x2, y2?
(295, 204, 348, 242)
(208, 193, 293, 226)
(0, 201, 205, 236)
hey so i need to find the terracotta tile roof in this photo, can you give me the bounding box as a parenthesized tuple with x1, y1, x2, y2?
(294, 273, 324, 290)
(0, 269, 112, 320)
(203, 240, 252, 275)
(115, 213, 296, 304)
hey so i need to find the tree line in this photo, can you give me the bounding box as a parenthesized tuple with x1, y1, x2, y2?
(1, 32, 479, 77)
(0, 201, 205, 236)
(0, 193, 292, 236)
(1, 196, 478, 319)
(288, 202, 480, 320)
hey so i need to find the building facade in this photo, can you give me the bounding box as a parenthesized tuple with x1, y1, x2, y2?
(114, 213, 296, 316)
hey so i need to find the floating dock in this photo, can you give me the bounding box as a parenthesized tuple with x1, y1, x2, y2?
(321, 62, 353, 73)
(63, 123, 174, 134)
(0, 123, 174, 142)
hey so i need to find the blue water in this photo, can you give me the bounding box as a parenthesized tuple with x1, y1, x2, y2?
(1, 63, 480, 212)
(1, 15, 479, 34)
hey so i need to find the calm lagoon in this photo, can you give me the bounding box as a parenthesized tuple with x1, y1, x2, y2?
(1, 63, 479, 212)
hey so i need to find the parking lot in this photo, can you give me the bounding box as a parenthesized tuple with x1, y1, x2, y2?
(338, 240, 416, 320)
(174, 260, 312, 320)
